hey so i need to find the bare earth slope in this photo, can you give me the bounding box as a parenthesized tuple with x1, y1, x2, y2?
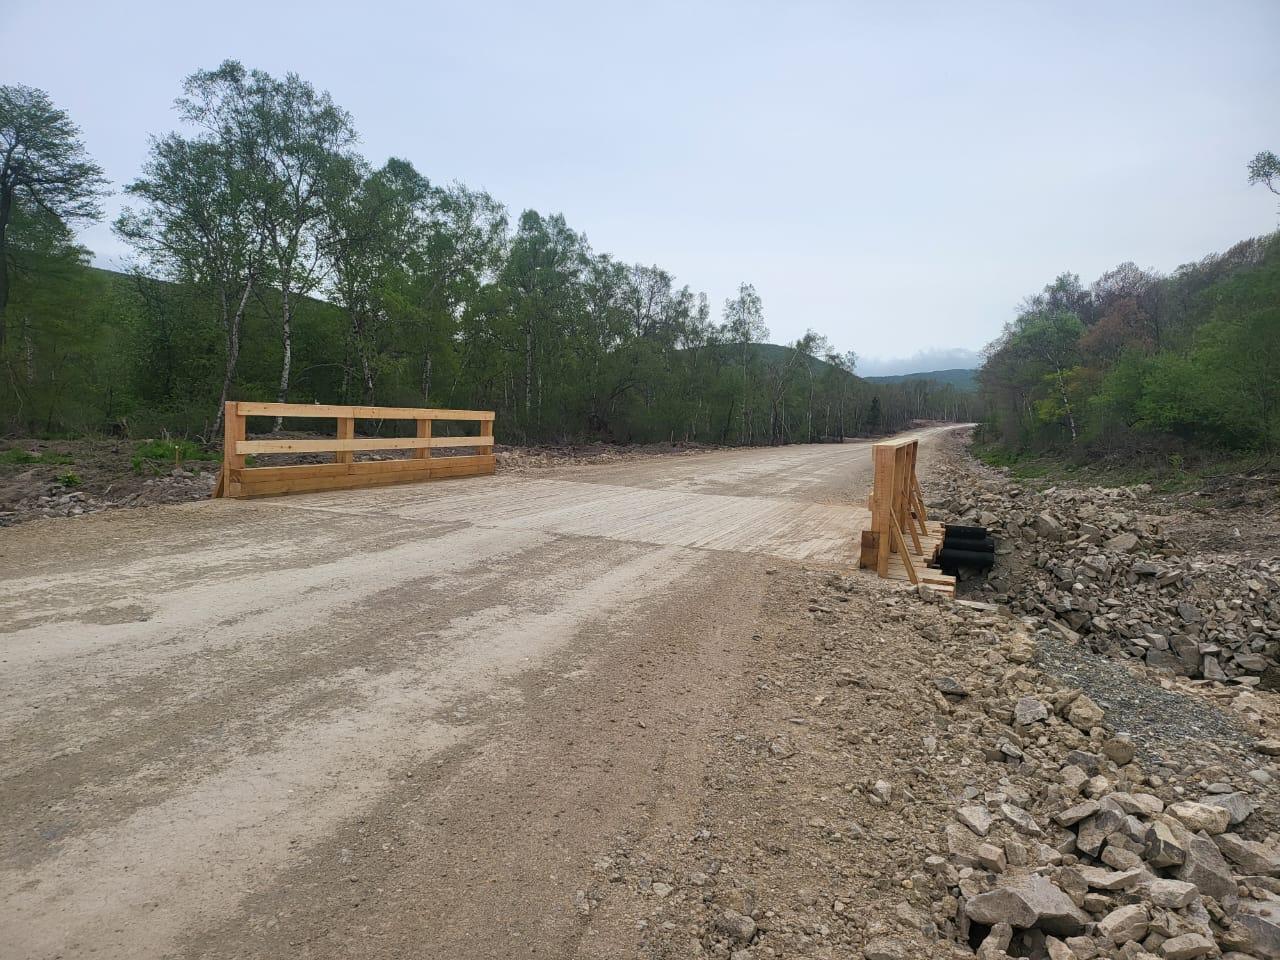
(0, 428, 953, 959)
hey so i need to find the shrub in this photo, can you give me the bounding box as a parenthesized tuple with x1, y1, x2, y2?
(131, 438, 217, 474)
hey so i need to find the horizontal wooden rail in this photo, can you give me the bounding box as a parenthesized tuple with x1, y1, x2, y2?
(235, 401, 495, 421)
(215, 401, 496, 499)
(236, 436, 494, 455)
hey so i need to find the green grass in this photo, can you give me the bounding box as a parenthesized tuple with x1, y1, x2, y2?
(56, 471, 82, 488)
(972, 442, 1278, 493)
(131, 438, 218, 474)
(0, 448, 74, 466)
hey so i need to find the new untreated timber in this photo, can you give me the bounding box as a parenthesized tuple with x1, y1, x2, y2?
(860, 437, 955, 597)
(215, 401, 497, 500)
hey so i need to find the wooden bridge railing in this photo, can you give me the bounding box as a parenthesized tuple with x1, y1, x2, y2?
(215, 401, 496, 499)
(859, 437, 955, 595)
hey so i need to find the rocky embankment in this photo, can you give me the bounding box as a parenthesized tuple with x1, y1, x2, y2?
(927, 611, 1280, 960)
(926, 452, 1279, 690)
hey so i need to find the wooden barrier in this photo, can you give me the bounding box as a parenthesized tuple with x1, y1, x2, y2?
(214, 401, 496, 499)
(858, 437, 956, 596)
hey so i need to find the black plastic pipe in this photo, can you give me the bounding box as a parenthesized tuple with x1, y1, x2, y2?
(937, 547, 996, 572)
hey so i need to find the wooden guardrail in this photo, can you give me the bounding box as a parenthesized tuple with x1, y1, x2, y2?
(859, 437, 955, 596)
(214, 401, 495, 499)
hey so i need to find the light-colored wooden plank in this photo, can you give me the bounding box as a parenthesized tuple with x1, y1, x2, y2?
(222, 401, 245, 498)
(231, 463, 349, 483)
(237, 459, 494, 498)
(889, 511, 918, 584)
(231, 455, 496, 484)
(236, 436, 494, 455)
(873, 444, 895, 578)
(413, 419, 432, 461)
(884, 559, 955, 593)
(348, 454, 493, 475)
(235, 401, 495, 421)
(336, 417, 354, 464)
(427, 459, 496, 479)
(239, 469, 431, 498)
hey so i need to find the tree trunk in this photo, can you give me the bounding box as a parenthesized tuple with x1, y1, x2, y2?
(359, 341, 375, 403)
(21, 314, 34, 383)
(0, 177, 12, 348)
(212, 279, 253, 434)
(524, 326, 533, 419)
(274, 288, 293, 431)
(1054, 366, 1078, 443)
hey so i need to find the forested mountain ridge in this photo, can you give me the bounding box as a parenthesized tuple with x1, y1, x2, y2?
(0, 68, 982, 446)
(977, 225, 1280, 460)
(865, 369, 977, 392)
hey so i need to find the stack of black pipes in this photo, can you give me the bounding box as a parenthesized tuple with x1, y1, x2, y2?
(937, 524, 995, 576)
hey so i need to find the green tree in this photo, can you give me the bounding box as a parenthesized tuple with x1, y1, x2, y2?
(406, 181, 506, 405)
(0, 84, 107, 347)
(320, 156, 429, 401)
(721, 282, 766, 443)
(1009, 311, 1085, 442)
(1249, 149, 1280, 219)
(117, 133, 265, 431)
(1248, 150, 1279, 195)
(180, 61, 358, 426)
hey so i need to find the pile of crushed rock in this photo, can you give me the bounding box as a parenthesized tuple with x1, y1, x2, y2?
(0, 468, 220, 525)
(925, 458, 1279, 689)
(924, 616, 1280, 960)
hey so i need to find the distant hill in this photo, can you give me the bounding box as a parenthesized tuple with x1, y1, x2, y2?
(864, 368, 977, 391)
(749, 342, 845, 375)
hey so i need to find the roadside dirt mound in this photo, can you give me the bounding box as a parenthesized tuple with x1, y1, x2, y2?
(0, 438, 218, 525)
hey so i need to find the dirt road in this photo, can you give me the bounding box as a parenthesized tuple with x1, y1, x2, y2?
(0, 428, 952, 959)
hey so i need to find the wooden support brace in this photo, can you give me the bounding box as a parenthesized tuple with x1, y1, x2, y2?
(890, 510, 919, 584)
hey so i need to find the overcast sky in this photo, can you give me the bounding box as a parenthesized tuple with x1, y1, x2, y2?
(8, 0, 1278, 374)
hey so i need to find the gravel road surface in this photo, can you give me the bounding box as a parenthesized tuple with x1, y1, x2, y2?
(0, 428, 953, 959)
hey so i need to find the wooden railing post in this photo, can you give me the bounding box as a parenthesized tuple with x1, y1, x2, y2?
(336, 416, 354, 464)
(873, 443, 894, 577)
(221, 401, 246, 498)
(413, 417, 432, 460)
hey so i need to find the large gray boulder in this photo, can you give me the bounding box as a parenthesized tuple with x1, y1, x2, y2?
(1203, 791, 1253, 827)
(965, 874, 1090, 936)
(1235, 897, 1280, 959)
(1177, 831, 1238, 902)
(1214, 832, 1280, 876)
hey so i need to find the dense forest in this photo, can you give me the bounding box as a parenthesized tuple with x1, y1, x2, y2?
(978, 150, 1280, 461)
(0, 65, 979, 446)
